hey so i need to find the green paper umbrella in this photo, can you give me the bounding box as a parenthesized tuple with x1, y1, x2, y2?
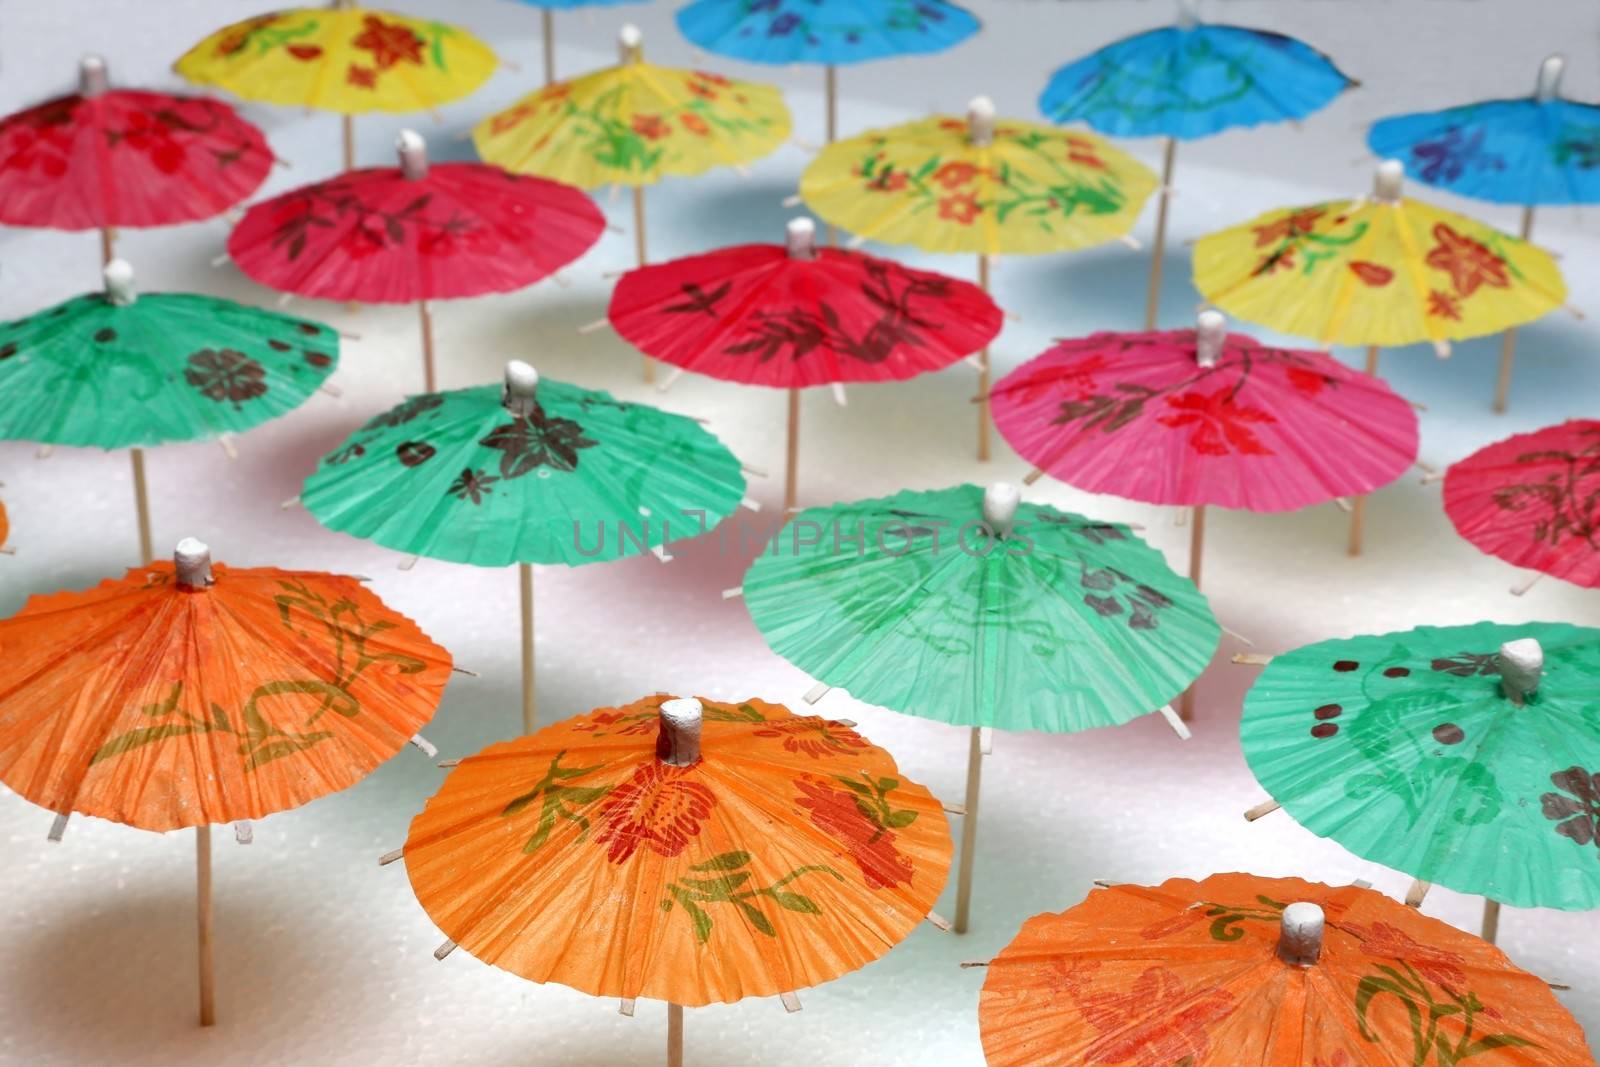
(1242, 621, 1600, 936)
(741, 481, 1219, 931)
(303, 360, 747, 729)
(0, 259, 338, 561)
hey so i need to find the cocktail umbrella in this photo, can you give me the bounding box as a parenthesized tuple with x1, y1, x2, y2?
(396, 694, 952, 1063)
(799, 98, 1157, 459)
(1038, 6, 1352, 329)
(508, 0, 648, 85)
(227, 130, 603, 392)
(0, 55, 272, 269)
(977, 873, 1588, 1065)
(608, 216, 1002, 509)
(1241, 622, 1600, 946)
(675, 0, 979, 148)
(738, 482, 1218, 931)
(997, 309, 1418, 714)
(174, 3, 496, 170)
(1443, 420, 1600, 593)
(302, 361, 747, 732)
(1369, 56, 1597, 411)
(0, 258, 338, 563)
(474, 24, 792, 381)
(0, 539, 452, 1025)
(1193, 159, 1565, 553)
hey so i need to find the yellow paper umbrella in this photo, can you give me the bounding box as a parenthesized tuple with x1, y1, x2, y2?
(474, 24, 791, 381)
(174, 4, 497, 169)
(799, 97, 1157, 460)
(1194, 159, 1566, 556)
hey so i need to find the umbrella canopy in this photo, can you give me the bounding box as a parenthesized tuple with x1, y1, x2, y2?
(1370, 57, 1600, 207)
(742, 483, 1219, 732)
(979, 873, 1587, 1066)
(473, 39, 790, 188)
(1243, 622, 1600, 910)
(1193, 161, 1566, 352)
(174, 6, 496, 114)
(607, 217, 1002, 388)
(0, 259, 337, 449)
(993, 313, 1418, 512)
(799, 98, 1157, 255)
(1443, 419, 1600, 589)
(1038, 19, 1352, 140)
(302, 361, 746, 568)
(0, 540, 452, 831)
(675, 0, 979, 67)
(0, 56, 272, 233)
(402, 694, 951, 1005)
(226, 138, 604, 304)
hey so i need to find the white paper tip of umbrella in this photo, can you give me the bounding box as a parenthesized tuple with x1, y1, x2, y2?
(1373, 159, 1405, 202)
(1277, 902, 1325, 966)
(503, 360, 539, 414)
(802, 681, 830, 704)
(966, 95, 995, 146)
(831, 383, 847, 406)
(234, 821, 253, 844)
(103, 258, 136, 306)
(1158, 704, 1191, 740)
(618, 23, 642, 57)
(79, 54, 107, 95)
(982, 482, 1021, 538)
(47, 812, 69, 842)
(979, 727, 994, 754)
(721, 586, 743, 600)
(1537, 54, 1566, 101)
(175, 538, 213, 588)
(1195, 309, 1226, 367)
(1499, 638, 1543, 703)
(658, 697, 703, 766)
(396, 128, 428, 179)
(786, 216, 817, 259)
(409, 734, 438, 759)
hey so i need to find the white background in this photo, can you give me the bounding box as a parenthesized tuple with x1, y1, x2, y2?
(2, 0, 1599, 1063)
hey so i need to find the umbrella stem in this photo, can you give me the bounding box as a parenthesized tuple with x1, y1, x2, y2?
(1144, 138, 1177, 330)
(99, 226, 115, 268)
(1481, 898, 1501, 943)
(541, 8, 556, 86)
(342, 114, 355, 172)
(1493, 206, 1536, 413)
(1363, 344, 1380, 377)
(519, 563, 535, 733)
(1177, 504, 1205, 720)
(824, 66, 838, 246)
(785, 388, 800, 513)
(1345, 345, 1382, 559)
(197, 824, 215, 1026)
(130, 447, 153, 564)
(952, 726, 983, 933)
(634, 186, 654, 384)
(666, 1002, 683, 1067)
(418, 301, 437, 393)
(976, 254, 991, 462)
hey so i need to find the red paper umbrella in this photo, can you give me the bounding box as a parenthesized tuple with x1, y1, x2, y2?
(996, 311, 1417, 718)
(609, 217, 1002, 507)
(229, 130, 603, 390)
(1443, 419, 1600, 591)
(0, 56, 271, 264)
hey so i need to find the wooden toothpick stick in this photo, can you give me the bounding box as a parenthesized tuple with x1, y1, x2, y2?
(1244, 799, 1282, 821)
(1405, 879, 1431, 908)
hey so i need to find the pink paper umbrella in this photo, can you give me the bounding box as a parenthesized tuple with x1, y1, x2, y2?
(610, 217, 1001, 507)
(0, 55, 272, 267)
(997, 311, 1418, 716)
(1444, 419, 1600, 593)
(228, 129, 603, 390)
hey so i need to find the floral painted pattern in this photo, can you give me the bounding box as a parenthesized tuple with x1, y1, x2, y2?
(185, 348, 267, 406)
(593, 760, 717, 864)
(500, 751, 610, 854)
(1541, 767, 1600, 857)
(661, 850, 843, 944)
(752, 717, 870, 758)
(1424, 224, 1509, 298)
(1487, 426, 1600, 550)
(480, 404, 598, 477)
(794, 773, 918, 889)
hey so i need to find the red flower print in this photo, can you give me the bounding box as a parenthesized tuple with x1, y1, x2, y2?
(691, 70, 731, 87)
(751, 718, 870, 759)
(490, 104, 534, 136)
(1348, 921, 1468, 992)
(1253, 207, 1326, 247)
(1252, 247, 1295, 276)
(341, 222, 388, 259)
(1138, 904, 1209, 941)
(592, 761, 716, 865)
(1076, 967, 1235, 1067)
(862, 168, 908, 193)
(938, 192, 981, 225)
(1287, 366, 1330, 395)
(286, 44, 324, 62)
(216, 14, 279, 56)
(1066, 136, 1105, 170)
(1157, 389, 1277, 456)
(632, 114, 669, 141)
(793, 776, 914, 890)
(1425, 223, 1509, 297)
(1313, 1051, 1354, 1067)
(933, 161, 980, 189)
(1044, 957, 1101, 997)
(1427, 289, 1463, 320)
(1349, 260, 1394, 287)
(686, 80, 718, 100)
(1011, 354, 1108, 404)
(352, 14, 425, 70)
(680, 112, 710, 137)
(346, 65, 377, 90)
(937, 118, 966, 133)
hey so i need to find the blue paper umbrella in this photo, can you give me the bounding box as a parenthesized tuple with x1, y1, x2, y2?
(508, 0, 649, 84)
(1368, 57, 1591, 411)
(675, 0, 979, 140)
(1038, 8, 1352, 328)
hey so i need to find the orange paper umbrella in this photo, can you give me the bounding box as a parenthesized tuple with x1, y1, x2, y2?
(400, 694, 951, 1061)
(0, 539, 452, 1025)
(978, 873, 1589, 1066)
